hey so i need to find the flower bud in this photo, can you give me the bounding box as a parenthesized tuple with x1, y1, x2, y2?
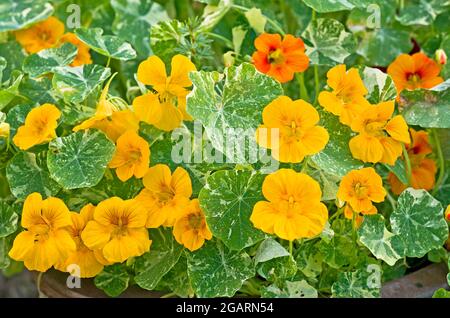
(435, 49, 447, 65)
(0, 122, 10, 139)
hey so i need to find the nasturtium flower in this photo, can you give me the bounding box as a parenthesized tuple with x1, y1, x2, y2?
(252, 33, 309, 83)
(337, 167, 386, 216)
(81, 197, 151, 263)
(135, 54, 196, 131)
(135, 164, 192, 228)
(173, 199, 212, 251)
(255, 96, 329, 163)
(13, 103, 61, 150)
(250, 169, 328, 241)
(9, 193, 76, 272)
(445, 205, 450, 221)
(387, 52, 443, 95)
(73, 76, 139, 142)
(349, 101, 410, 165)
(58, 32, 92, 66)
(388, 128, 437, 195)
(55, 204, 105, 278)
(318, 64, 370, 126)
(0, 122, 10, 139)
(15, 16, 65, 53)
(109, 130, 150, 182)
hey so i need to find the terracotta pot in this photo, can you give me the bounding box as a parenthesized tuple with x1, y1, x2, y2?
(37, 263, 449, 298)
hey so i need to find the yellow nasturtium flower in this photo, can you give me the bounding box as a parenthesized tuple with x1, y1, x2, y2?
(255, 96, 329, 163)
(55, 204, 105, 278)
(135, 164, 192, 228)
(318, 64, 370, 126)
(134, 54, 196, 131)
(173, 199, 212, 251)
(81, 197, 151, 263)
(73, 76, 139, 142)
(250, 169, 328, 241)
(13, 103, 61, 150)
(15, 17, 65, 53)
(9, 193, 76, 272)
(109, 130, 150, 182)
(337, 167, 386, 217)
(349, 101, 410, 165)
(58, 32, 92, 66)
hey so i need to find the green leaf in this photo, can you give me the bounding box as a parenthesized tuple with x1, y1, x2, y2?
(19, 76, 57, 105)
(150, 19, 187, 65)
(396, 0, 437, 26)
(0, 237, 12, 269)
(357, 29, 412, 67)
(262, 280, 318, 298)
(390, 188, 448, 258)
(197, 0, 232, 32)
(295, 241, 323, 278)
(382, 160, 408, 185)
(302, 0, 372, 13)
(94, 264, 130, 297)
(302, 18, 355, 66)
(319, 235, 358, 269)
(254, 238, 290, 264)
(312, 109, 363, 177)
(331, 269, 380, 298)
(134, 228, 184, 291)
(187, 63, 282, 161)
(6, 152, 61, 200)
(110, 0, 169, 58)
(358, 215, 404, 266)
(0, 202, 18, 238)
(0, 73, 23, 110)
(75, 28, 137, 61)
(433, 288, 450, 298)
(23, 43, 78, 78)
(427, 247, 448, 263)
(47, 130, 115, 190)
(0, 0, 53, 32)
(187, 240, 255, 297)
(157, 256, 193, 298)
(399, 80, 450, 128)
(360, 66, 397, 104)
(198, 170, 266, 251)
(257, 255, 297, 283)
(52, 64, 111, 104)
(0, 41, 26, 80)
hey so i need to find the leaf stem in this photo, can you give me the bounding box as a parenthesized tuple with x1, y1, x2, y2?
(432, 129, 445, 196)
(296, 72, 310, 102)
(205, 32, 233, 49)
(106, 57, 111, 68)
(402, 144, 412, 186)
(301, 156, 310, 173)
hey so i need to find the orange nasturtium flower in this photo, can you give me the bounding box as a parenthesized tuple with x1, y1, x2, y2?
(15, 17, 65, 53)
(9, 193, 76, 272)
(73, 76, 139, 141)
(255, 96, 329, 163)
(81, 197, 151, 263)
(58, 32, 92, 66)
(337, 167, 386, 219)
(250, 169, 328, 241)
(13, 103, 61, 150)
(108, 130, 150, 182)
(387, 52, 443, 95)
(173, 199, 212, 251)
(134, 54, 196, 131)
(349, 101, 410, 165)
(388, 128, 437, 195)
(252, 33, 309, 83)
(135, 164, 193, 228)
(55, 204, 105, 278)
(318, 64, 370, 126)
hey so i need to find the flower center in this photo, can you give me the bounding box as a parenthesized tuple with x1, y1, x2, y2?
(156, 184, 175, 204)
(364, 120, 386, 137)
(268, 49, 285, 65)
(112, 217, 129, 237)
(353, 182, 368, 199)
(187, 213, 203, 230)
(407, 73, 422, 84)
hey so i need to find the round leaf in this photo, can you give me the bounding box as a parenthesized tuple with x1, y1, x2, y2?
(0, 0, 53, 32)
(0, 202, 18, 238)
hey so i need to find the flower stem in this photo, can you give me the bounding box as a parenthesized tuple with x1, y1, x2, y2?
(289, 240, 293, 256)
(106, 56, 111, 68)
(205, 32, 233, 49)
(36, 272, 45, 298)
(432, 129, 445, 196)
(301, 156, 310, 173)
(296, 72, 310, 102)
(313, 65, 320, 104)
(402, 144, 412, 186)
